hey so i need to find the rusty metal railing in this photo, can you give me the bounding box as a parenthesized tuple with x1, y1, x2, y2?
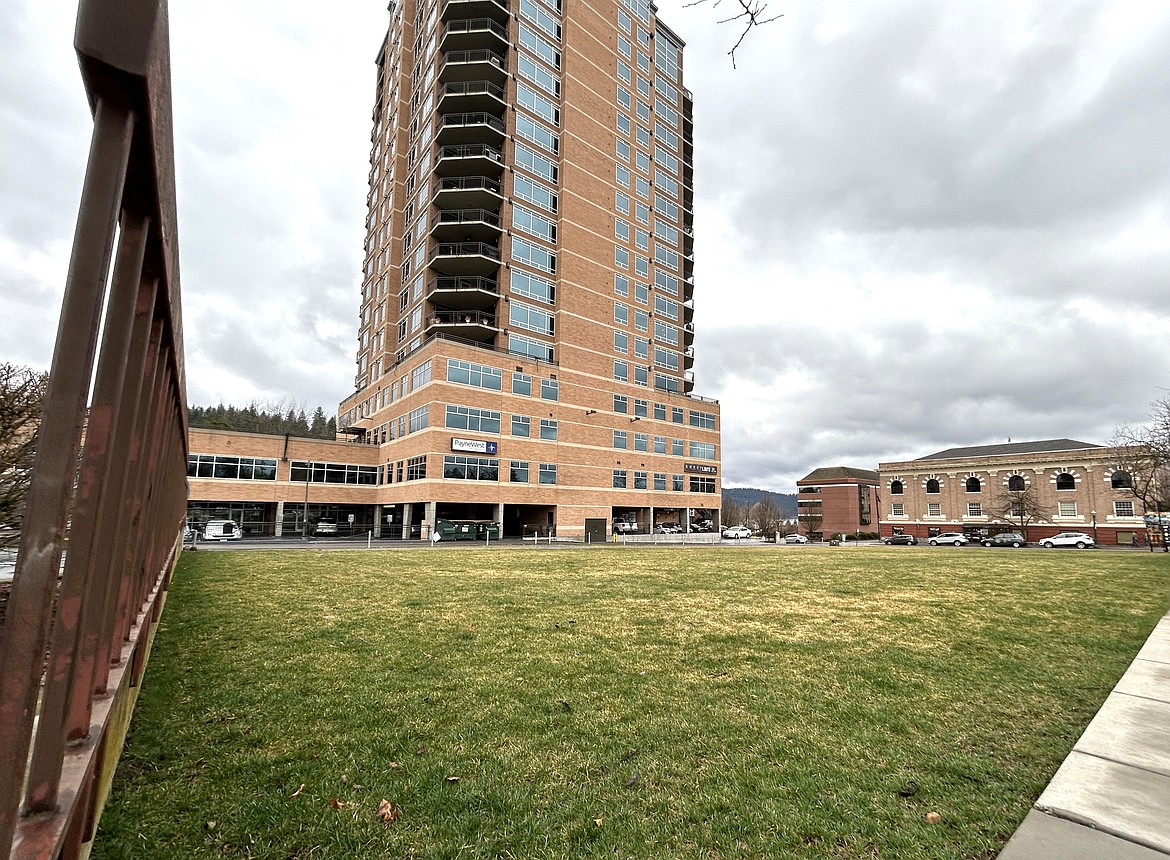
(0, 2, 187, 857)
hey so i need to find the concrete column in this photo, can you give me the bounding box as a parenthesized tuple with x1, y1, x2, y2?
(274, 501, 284, 537)
(495, 502, 504, 532)
(425, 501, 437, 538)
(373, 504, 383, 538)
(402, 503, 413, 540)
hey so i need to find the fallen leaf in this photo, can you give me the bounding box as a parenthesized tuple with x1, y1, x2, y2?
(625, 771, 640, 788)
(388, 761, 401, 770)
(330, 796, 346, 809)
(289, 783, 305, 798)
(925, 811, 941, 824)
(594, 817, 604, 827)
(377, 799, 399, 824)
(445, 775, 461, 783)
(206, 821, 217, 830)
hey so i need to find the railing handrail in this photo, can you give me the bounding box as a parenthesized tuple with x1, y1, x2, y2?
(0, 2, 188, 857)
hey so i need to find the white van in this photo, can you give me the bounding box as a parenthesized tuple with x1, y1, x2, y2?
(201, 519, 241, 541)
(613, 520, 641, 534)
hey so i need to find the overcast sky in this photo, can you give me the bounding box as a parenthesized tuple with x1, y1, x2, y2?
(3, 1, 1169, 493)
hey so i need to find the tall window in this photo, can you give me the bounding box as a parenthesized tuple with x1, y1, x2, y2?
(966, 502, 982, 517)
(1111, 470, 1133, 489)
(1114, 500, 1135, 517)
(1058, 500, 1077, 517)
(965, 477, 981, 493)
(891, 502, 905, 516)
(925, 479, 940, 494)
(889, 480, 904, 495)
(1055, 472, 1075, 490)
(926, 502, 941, 517)
(1007, 474, 1026, 491)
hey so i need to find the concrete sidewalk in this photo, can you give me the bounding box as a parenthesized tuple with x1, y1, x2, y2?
(998, 611, 1170, 858)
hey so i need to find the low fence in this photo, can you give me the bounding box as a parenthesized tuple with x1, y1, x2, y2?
(0, 2, 187, 857)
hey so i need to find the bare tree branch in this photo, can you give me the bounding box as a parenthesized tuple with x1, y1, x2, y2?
(684, 0, 784, 67)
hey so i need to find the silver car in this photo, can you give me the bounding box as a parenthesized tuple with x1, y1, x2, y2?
(928, 532, 969, 546)
(1040, 532, 1095, 549)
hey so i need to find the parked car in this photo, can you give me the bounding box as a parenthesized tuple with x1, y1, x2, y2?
(722, 525, 753, 539)
(783, 533, 809, 544)
(884, 534, 918, 545)
(201, 519, 241, 541)
(692, 519, 713, 532)
(1040, 532, 1095, 549)
(613, 520, 641, 534)
(654, 523, 682, 534)
(928, 533, 969, 546)
(981, 533, 1027, 548)
(313, 518, 338, 536)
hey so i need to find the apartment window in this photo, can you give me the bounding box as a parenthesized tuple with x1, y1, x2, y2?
(672, 406, 684, 424)
(891, 502, 905, 516)
(443, 455, 499, 481)
(513, 237, 556, 273)
(448, 358, 502, 390)
(540, 418, 558, 440)
(1007, 474, 1026, 491)
(634, 471, 648, 489)
(614, 302, 629, 325)
(616, 190, 630, 215)
(516, 143, 558, 182)
(1114, 500, 1135, 517)
(613, 430, 628, 449)
(615, 218, 630, 241)
(614, 273, 629, 296)
(511, 461, 530, 482)
(672, 438, 684, 456)
(408, 406, 428, 433)
(514, 175, 558, 214)
(1058, 501, 1077, 517)
(614, 394, 628, 413)
(615, 246, 630, 268)
(967, 502, 982, 517)
(1055, 472, 1076, 490)
(411, 359, 432, 388)
(509, 333, 554, 362)
(512, 372, 533, 395)
(445, 405, 501, 433)
(689, 441, 716, 460)
(613, 469, 627, 488)
(614, 330, 629, 353)
(653, 435, 666, 454)
(672, 474, 684, 491)
(613, 360, 629, 382)
(406, 455, 427, 481)
(653, 402, 667, 420)
(690, 477, 716, 493)
(539, 463, 557, 484)
(634, 398, 648, 417)
(634, 433, 648, 452)
(514, 205, 558, 243)
(512, 415, 531, 437)
(512, 269, 555, 304)
(927, 502, 942, 517)
(540, 379, 559, 401)
(689, 410, 717, 430)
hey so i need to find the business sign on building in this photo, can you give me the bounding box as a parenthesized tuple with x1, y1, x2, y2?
(451, 438, 498, 455)
(684, 463, 717, 474)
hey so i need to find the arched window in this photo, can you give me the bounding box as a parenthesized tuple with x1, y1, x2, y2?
(965, 477, 981, 493)
(1055, 472, 1075, 490)
(925, 479, 940, 494)
(890, 480, 904, 495)
(1007, 475, 1026, 491)
(1111, 470, 1133, 489)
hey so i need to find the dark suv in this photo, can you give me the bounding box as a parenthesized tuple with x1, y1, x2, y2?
(981, 533, 1026, 548)
(884, 534, 918, 545)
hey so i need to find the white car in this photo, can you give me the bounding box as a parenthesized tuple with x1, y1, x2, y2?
(928, 532, 969, 546)
(1041, 532, 1096, 549)
(722, 525, 753, 539)
(783, 533, 809, 544)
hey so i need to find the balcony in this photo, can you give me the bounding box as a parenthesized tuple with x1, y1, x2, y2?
(433, 174, 503, 210)
(426, 307, 499, 344)
(683, 322, 695, 346)
(428, 275, 500, 311)
(440, 49, 507, 84)
(441, 18, 509, 53)
(439, 80, 507, 114)
(429, 240, 502, 277)
(436, 143, 503, 177)
(430, 207, 502, 243)
(436, 111, 506, 145)
(442, 0, 510, 25)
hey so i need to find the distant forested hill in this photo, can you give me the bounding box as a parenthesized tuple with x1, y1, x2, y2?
(722, 487, 797, 519)
(188, 401, 337, 439)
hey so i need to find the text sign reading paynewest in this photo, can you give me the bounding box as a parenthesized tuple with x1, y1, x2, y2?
(451, 438, 498, 455)
(684, 463, 717, 474)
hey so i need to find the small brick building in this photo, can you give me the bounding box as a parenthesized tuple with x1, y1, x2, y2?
(796, 467, 880, 540)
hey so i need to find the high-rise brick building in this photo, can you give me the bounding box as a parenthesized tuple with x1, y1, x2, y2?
(333, 0, 721, 538)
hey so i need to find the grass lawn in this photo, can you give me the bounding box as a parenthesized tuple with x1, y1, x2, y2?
(94, 546, 1169, 859)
